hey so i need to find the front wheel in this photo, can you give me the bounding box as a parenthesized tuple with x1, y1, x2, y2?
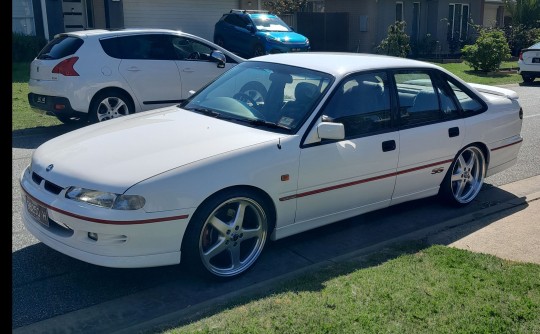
(88, 91, 133, 123)
(440, 146, 486, 206)
(182, 189, 273, 279)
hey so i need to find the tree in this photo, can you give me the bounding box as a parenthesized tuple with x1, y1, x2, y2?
(263, 0, 308, 15)
(503, 0, 540, 28)
(375, 21, 411, 58)
(461, 28, 511, 72)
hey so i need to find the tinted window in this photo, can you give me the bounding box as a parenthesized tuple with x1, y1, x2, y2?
(172, 37, 212, 61)
(323, 72, 392, 137)
(37, 35, 83, 60)
(394, 71, 459, 126)
(102, 35, 176, 60)
(224, 14, 248, 28)
(445, 79, 485, 114)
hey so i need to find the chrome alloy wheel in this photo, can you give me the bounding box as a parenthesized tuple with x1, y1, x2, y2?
(450, 146, 486, 204)
(96, 96, 130, 122)
(198, 197, 268, 277)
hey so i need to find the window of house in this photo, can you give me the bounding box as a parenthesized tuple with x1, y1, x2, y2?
(396, 2, 404, 22)
(448, 3, 470, 40)
(323, 72, 392, 138)
(412, 2, 420, 42)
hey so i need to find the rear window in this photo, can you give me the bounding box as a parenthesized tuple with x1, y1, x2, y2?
(37, 35, 83, 60)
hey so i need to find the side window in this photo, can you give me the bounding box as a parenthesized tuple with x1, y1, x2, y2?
(146, 35, 176, 60)
(224, 14, 247, 28)
(394, 70, 459, 126)
(117, 35, 153, 60)
(172, 37, 213, 61)
(323, 72, 392, 138)
(445, 79, 485, 114)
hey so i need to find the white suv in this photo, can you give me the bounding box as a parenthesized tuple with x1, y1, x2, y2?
(517, 41, 540, 83)
(28, 28, 245, 124)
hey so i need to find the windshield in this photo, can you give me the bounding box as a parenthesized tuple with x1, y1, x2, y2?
(181, 61, 333, 133)
(250, 15, 291, 32)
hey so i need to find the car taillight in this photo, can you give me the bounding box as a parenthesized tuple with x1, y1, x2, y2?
(519, 51, 523, 61)
(52, 57, 80, 76)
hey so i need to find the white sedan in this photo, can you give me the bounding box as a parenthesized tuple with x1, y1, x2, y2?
(20, 53, 523, 279)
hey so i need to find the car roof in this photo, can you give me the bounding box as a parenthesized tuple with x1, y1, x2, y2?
(60, 28, 196, 39)
(251, 52, 443, 76)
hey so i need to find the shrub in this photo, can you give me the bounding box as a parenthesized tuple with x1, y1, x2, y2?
(411, 33, 438, 57)
(12, 32, 47, 62)
(461, 28, 511, 72)
(376, 21, 411, 58)
(504, 24, 540, 56)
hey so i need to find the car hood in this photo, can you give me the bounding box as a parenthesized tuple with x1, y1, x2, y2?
(31, 107, 283, 193)
(261, 31, 307, 44)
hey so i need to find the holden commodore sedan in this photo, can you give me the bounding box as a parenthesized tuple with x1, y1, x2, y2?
(20, 53, 523, 279)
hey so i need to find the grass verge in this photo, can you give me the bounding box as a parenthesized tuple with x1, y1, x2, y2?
(162, 244, 540, 334)
(434, 60, 521, 85)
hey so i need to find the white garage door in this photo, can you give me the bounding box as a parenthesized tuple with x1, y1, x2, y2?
(123, 0, 238, 41)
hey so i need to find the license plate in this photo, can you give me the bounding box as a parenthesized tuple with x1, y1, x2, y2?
(291, 48, 301, 52)
(26, 196, 49, 227)
(533, 58, 540, 63)
(35, 95, 47, 104)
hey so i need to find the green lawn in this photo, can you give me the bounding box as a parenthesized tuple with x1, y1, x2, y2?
(434, 60, 521, 85)
(162, 244, 540, 334)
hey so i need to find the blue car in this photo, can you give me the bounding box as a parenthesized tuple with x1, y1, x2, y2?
(214, 9, 310, 58)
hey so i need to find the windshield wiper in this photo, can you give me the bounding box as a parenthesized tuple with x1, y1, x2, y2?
(185, 107, 220, 117)
(244, 119, 291, 131)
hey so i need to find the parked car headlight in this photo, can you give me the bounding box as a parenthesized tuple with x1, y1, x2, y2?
(265, 35, 281, 43)
(65, 187, 145, 210)
(305, 38, 310, 45)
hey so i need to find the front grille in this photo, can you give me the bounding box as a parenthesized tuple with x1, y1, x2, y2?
(32, 172, 64, 195)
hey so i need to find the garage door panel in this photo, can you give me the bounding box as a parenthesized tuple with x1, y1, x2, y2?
(123, 0, 238, 40)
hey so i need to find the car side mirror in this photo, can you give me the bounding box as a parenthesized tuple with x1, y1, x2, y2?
(210, 50, 226, 68)
(317, 122, 345, 140)
(246, 24, 255, 33)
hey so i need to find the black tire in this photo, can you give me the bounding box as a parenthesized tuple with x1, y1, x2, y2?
(239, 81, 267, 105)
(522, 75, 534, 83)
(253, 44, 265, 58)
(439, 145, 486, 207)
(181, 188, 274, 280)
(88, 91, 133, 124)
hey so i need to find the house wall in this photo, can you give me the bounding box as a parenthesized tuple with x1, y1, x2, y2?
(325, 0, 378, 52)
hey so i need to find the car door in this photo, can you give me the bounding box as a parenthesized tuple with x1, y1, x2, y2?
(222, 14, 253, 56)
(171, 36, 236, 99)
(118, 34, 183, 111)
(391, 69, 465, 205)
(294, 72, 399, 229)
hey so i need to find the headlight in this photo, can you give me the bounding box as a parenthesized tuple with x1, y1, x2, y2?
(265, 35, 281, 43)
(306, 38, 310, 45)
(65, 187, 146, 210)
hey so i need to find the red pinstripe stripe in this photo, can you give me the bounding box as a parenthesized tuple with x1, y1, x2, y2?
(279, 158, 453, 202)
(22, 188, 189, 225)
(491, 138, 523, 151)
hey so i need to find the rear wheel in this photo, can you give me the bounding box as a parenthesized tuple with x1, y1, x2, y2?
(440, 145, 486, 206)
(522, 74, 534, 83)
(88, 91, 133, 123)
(182, 189, 273, 280)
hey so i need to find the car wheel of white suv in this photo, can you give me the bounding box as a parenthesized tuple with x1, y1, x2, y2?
(89, 91, 133, 123)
